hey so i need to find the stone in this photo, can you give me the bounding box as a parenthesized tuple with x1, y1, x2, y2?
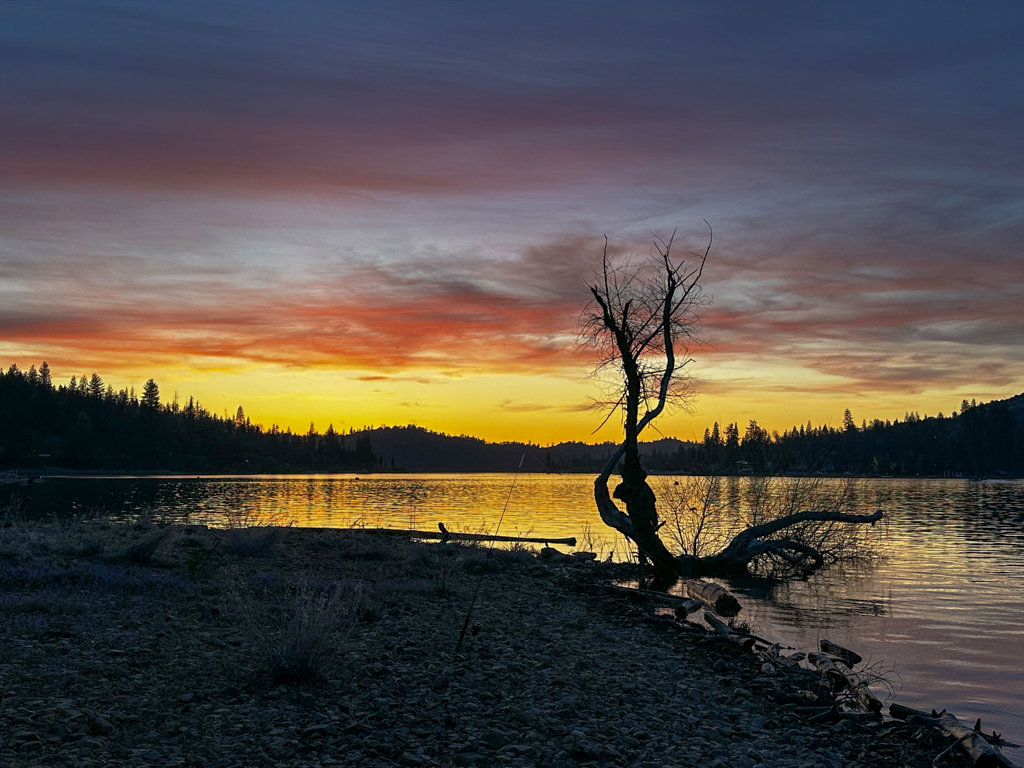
(85, 711, 113, 737)
(431, 675, 451, 691)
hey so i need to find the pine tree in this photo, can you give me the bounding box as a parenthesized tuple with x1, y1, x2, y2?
(141, 379, 160, 409)
(39, 361, 52, 389)
(843, 408, 857, 432)
(725, 422, 740, 450)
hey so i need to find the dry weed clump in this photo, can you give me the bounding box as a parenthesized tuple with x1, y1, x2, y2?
(109, 527, 172, 564)
(233, 576, 363, 684)
(419, 545, 462, 596)
(223, 509, 286, 557)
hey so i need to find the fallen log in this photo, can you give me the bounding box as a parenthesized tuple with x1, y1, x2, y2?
(820, 639, 862, 668)
(903, 711, 1015, 768)
(808, 652, 881, 712)
(684, 578, 741, 616)
(596, 584, 702, 613)
(704, 612, 755, 651)
(342, 527, 576, 547)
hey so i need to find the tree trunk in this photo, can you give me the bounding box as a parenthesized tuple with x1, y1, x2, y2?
(614, 451, 678, 576)
(681, 509, 884, 577)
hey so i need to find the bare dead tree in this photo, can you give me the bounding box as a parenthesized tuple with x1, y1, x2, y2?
(578, 226, 711, 576)
(580, 226, 884, 580)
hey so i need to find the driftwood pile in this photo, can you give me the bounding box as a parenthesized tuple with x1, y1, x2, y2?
(889, 704, 1020, 768)
(597, 582, 1020, 768)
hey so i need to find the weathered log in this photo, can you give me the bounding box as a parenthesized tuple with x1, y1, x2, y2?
(820, 639, 862, 668)
(809, 652, 848, 689)
(684, 578, 741, 616)
(343, 527, 576, 546)
(905, 711, 1015, 768)
(897, 711, 1022, 749)
(808, 652, 881, 712)
(704, 612, 755, 651)
(596, 584, 701, 612)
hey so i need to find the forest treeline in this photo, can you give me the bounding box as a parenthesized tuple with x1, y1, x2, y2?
(680, 397, 1024, 477)
(0, 363, 380, 472)
(1, 362, 1022, 475)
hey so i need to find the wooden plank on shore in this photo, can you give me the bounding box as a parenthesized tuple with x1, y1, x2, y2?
(338, 527, 577, 546)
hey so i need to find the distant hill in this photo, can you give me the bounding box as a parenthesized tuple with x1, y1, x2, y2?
(1003, 392, 1024, 419)
(351, 425, 695, 473)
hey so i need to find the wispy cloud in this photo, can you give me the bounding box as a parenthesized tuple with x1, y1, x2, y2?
(1, 0, 1022, 414)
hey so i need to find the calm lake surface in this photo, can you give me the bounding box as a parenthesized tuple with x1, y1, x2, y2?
(6, 473, 1024, 756)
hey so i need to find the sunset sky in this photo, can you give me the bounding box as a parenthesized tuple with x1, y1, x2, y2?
(2, 1, 1022, 444)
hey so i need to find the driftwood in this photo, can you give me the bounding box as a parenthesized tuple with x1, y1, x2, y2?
(820, 639, 862, 668)
(808, 653, 882, 712)
(343, 526, 576, 547)
(596, 584, 701, 612)
(758, 643, 804, 669)
(704, 612, 755, 651)
(684, 578, 741, 616)
(891, 706, 1018, 767)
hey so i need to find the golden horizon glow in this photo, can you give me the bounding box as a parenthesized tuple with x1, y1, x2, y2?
(3, 355, 1013, 446)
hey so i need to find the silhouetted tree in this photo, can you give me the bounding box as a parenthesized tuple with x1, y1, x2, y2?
(843, 408, 857, 433)
(579, 227, 711, 575)
(578, 228, 890, 583)
(141, 379, 160, 410)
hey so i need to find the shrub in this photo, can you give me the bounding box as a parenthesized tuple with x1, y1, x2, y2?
(226, 526, 280, 557)
(223, 509, 285, 557)
(108, 528, 171, 564)
(234, 577, 363, 684)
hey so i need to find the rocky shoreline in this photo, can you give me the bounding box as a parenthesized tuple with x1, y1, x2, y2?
(0, 520, 953, 767)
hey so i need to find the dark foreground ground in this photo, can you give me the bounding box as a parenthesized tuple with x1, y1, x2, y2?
(0, 518, 958, 768)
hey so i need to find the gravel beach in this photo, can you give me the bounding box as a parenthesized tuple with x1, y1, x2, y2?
(0, 520, 944, 768)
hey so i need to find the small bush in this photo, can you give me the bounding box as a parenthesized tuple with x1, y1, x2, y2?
(223, 509, 285, 557)
(226, 526, 279, 557)
(108, 528, 170, 564)
(234, 577, 363, 684)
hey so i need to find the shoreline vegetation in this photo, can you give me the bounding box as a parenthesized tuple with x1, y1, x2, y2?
(2, 364, 1023, 477)
(1, 515, 1010, 768)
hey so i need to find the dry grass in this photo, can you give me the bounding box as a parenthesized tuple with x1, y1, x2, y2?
(232, 576, 363, 684)
(223, 509, 287, 557)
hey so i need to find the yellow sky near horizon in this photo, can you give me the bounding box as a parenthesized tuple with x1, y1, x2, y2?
(5, 355, 1010, 446)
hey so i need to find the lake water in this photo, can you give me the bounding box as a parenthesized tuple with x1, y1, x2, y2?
(4, 473, 1023, 757)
